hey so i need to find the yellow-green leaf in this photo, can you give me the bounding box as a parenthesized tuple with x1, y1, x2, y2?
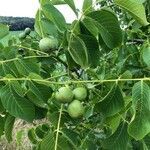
(114, 0, 149, 26)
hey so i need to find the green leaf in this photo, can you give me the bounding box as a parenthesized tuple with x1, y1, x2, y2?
(14, 58, 40, 76)
(114, 0, 149, 26)
(16, 130, 23, 145)
(50, 0, 66, 5)
(144, 134, 150, 150)
(27, 88, 46, 109)
(34, 10, 58, 37)
(84, 106, 94, 119)
(66, 51, 79, 70)
(105, 114, 121, 134)
(98, 34, 111, 53)
(28, 128, 38, 144)
(34, 10, 44, 37)
(27, 77, 52, 108)
(142, 46, 150, 67)
(4, 114, 15, 142)
(0, 24, 9, 39)
(79, 21, 93, 36)
(82, 9, 122, 49)
(0, 82, 35, 122)
(48, 0, 77, 16)
(16, 130, 24, 146)
(35, 125, 46, 139)
(57, 136, 73, 150)
(95, 84, 124, 117)
(40, 129, 74, 150)
(120, 70, 132, 79)
(128, 109, 150, 141)
(41, 18, 58, 37)
(0, 100, 5, 113)
(34, 107, 47, 120)
(120, 70, 133, 87)
(136, 0, 146, 3)
(69, 35, 88, 68)
(78, 34, 100, 67)
(132, 81, 150, 114)
(0, 57, 19, 77)
(5, 74, 24, 97)
(41, 124, 50, 132)
(27, 73, 50, 86)
(82, 17, 98, 37)
(69, 24, 100, 68)
(0, 116, 5, 138)
(102, 123, 129, 150)
(42, 3, 67, 33)
(40, 131, 55, 150)
(128, 81, 150, 140)
(61, 129, 79, 149)
(47, 112, 59, 127)
(82, 0, 93, 14)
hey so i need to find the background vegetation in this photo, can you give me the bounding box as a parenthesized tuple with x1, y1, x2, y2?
(0, 16, 34, 31)
(0, 0, 150, 150)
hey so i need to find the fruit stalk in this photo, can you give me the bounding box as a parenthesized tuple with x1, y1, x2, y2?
(54, 104, 63, 150)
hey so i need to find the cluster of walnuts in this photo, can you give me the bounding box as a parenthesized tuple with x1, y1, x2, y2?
(38, 36, 87, 118)
(55, 87, 87, 118)
(19, 31, 87, 118)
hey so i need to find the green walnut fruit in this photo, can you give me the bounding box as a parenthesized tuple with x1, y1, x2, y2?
(142, 46, 150, 67)
(73, 87, 87, 101)
(67, 100, 84, 118)
(18, 32, 26, 39)
(25, 27, 31, 35)
(55, 87, 74, 103)
(39, 37, 58, 52)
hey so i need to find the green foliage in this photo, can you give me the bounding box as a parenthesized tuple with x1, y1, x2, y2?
(142, 45, 150, 67)
(0, 0, 150, 149)
(27, 79, 52, 108)
(28, 128, 38, 144)
(39, 131, 55, 150)
(41, 2, 67, 33)
(1, 82, 35, 122)
(0, 116, 5, 138)
(82, 0, 93, 14)
(95, 84, 124, 117)
(102, 123, 129, 150)
(128, 81, 150, 140)
(4, 115, 15, 142)
(82, 9, 123, 48)
(0, 16, 34, 31)
(114, 0, 149, 26)
(69, 35, 89, 68)
(0, 24, 9, 39)
(34, 10, 58, 37)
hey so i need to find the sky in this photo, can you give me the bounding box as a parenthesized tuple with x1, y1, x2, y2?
(0, 0, 84, 23)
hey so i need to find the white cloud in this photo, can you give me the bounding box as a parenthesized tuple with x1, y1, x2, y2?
(0, 0, 39, 18)
(0, 0, 84, 23)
